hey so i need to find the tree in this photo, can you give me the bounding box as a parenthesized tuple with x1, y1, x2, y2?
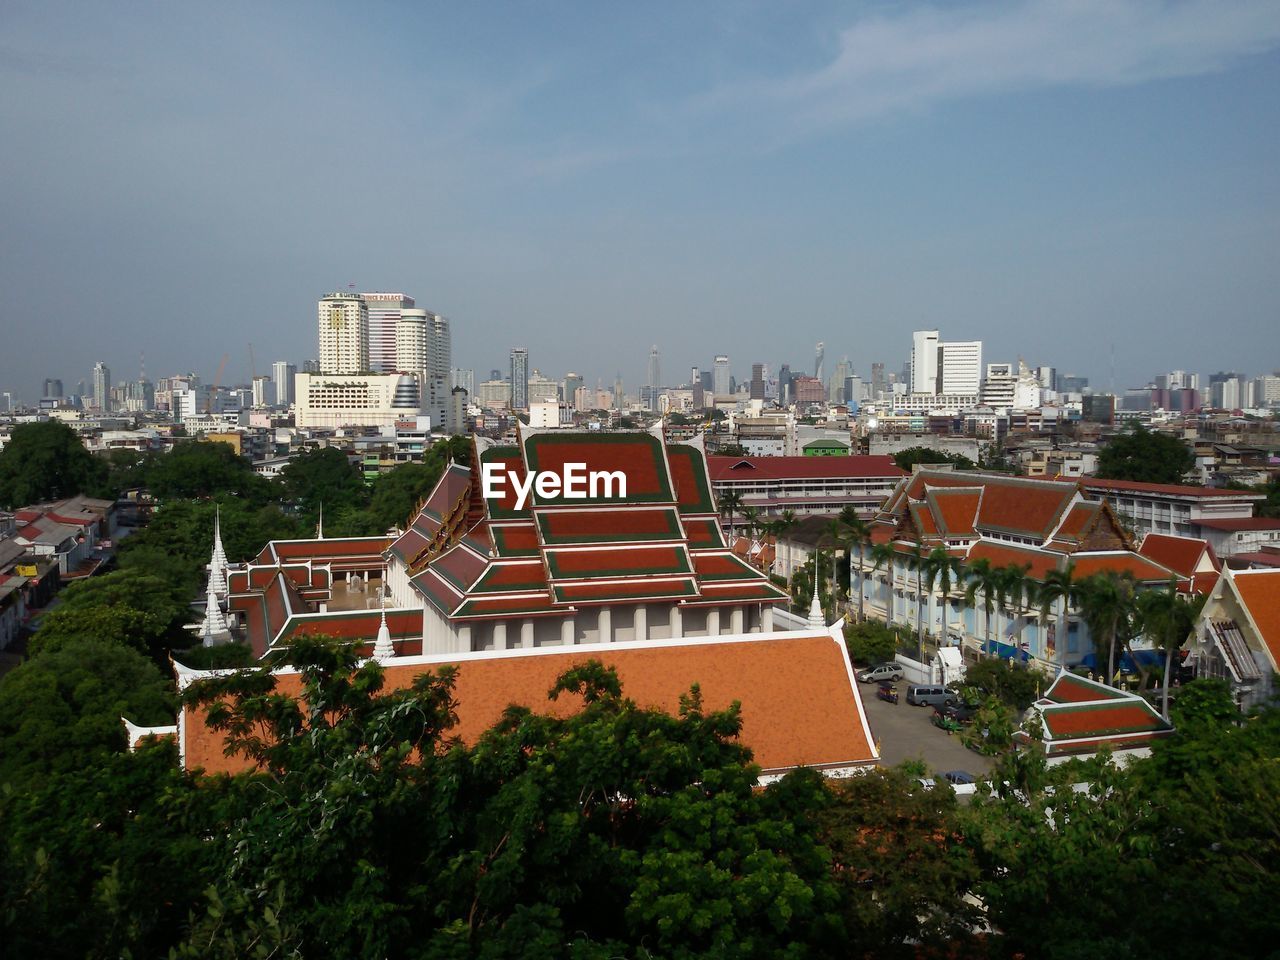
(1096, 422, 1195, 484)
(964, 558, 1001, 653)
(1035, 563, 1080, 666)
(817, 768, 981, 954)
(1076, 571, 1139, 686)
(890, 446, 975, 472)
(959, 657, 1041, 711)
(147, 440, 269, 501)
(1137, 581, 1205, 718)
(719, 490, 743, 538)
(844, 620, 900, 665)
(922, 546, 963, 645)
(0, 638, 174, 787)
(0, 420, 107, 508)
(869, 542, 897, 627)
(838, 507, 873, 623)
(993, 564, 1032, 656)
(905, 543, 927, 660)
(278, 446, 369, 522)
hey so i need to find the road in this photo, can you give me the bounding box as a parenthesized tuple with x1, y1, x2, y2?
(859, 681, 995, 779)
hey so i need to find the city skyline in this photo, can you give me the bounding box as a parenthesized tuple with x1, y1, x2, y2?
(3, 2, 1280, 402)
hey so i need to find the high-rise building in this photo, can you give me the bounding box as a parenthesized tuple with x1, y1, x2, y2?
(777, 364, 791, 404)
(252, 375, 272, 408)
(1035, 366, 1057, 392)
(938, 341, 982, 394)
(92, 361, 111, 412)
(397, 310, 451, 431)
(712, 355, 731, 397)
(647, 345, 661, 410)
(814, 342, 825, 382)
(361, 292, 415, 373)
(272, 361, 297, 406)
(750, 363, 765, 400)
(562, 372, 584, 407)
(910, 331, 939, 393)
(451, 368, 475, 396)
(43, 378, 63, 399)
(510, 348, 529, 411)
(870, 362, 885, 398)
(318, 293, 369, 374)
(302, 359, 321, 374)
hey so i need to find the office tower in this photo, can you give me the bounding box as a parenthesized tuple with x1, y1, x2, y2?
(699, 370, 712, 393)
(938, 340, 982, 394)
(712, 355, 731, 396)
(910, 331, 939, 393)
(92, 361, 111, 412)
(870, 362, 885, 398)
(510, 348, 529, 411)
(1036, 366, 1057, 392)
(361, 292, 415, 373)
(1058, 373, 1088, 393)
(814, 342, 825, 382)
(43, 378, 63, 399)
(451, 368, 475, 396)
(272, 361, 297, 406)
(750, 363, 765, 400)
(647, 345, 661, 409)
(302, 359, 321, 374)
(318, 292, 369, 374)
(562, 372, 584, 406)
(490, 369, 503, 382)
(252, 376, 272, 408)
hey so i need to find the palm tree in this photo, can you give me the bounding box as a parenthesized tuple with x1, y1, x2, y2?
(964, 558, 1002, 655)
(720, 491, 743, 539)
(904, 543, 927, 660)
(922, 546, 964, 646)
(838, 507, 873, 623)
(741, 505, 760, 540)
(1077, 572, 1138, 686)
(994, 564, 1033, 659)
(1035, 563, 1079, 666)
(1137, 581, 1205, 719)
(869, 542, 896, 626)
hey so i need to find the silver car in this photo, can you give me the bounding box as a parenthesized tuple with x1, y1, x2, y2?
(857, 662, 904, 683)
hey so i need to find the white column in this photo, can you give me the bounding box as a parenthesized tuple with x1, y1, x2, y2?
(671, 603, 683, 638)
(598, 606, 612, 642)
(492, 620, 508, 651)
(730, 606, 745, 634)
(634, 605, 648, 641)
(520, 618, 534, 649)
(561, 615, 575, 645)
(457, 623, 473, 650)
(762, 605, 774, 632)
(707, 607, 721, 636)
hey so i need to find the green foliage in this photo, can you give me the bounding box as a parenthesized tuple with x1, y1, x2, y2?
(960, 657, 1043, 710)
(28, 569, 193, 661)
(958, 697, 1017, 755)
(890, 446, 975, 471)
(147, 440, 270, 501)
(844, 619, 901, 665)
(0, 419, 108, 508)
(0, 639, 174, 787)
(817, 768, 981, 954)
(1096, 422, 1195, 484)
(278, 446, 368, 518)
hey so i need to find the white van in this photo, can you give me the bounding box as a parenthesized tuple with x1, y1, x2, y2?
(906, 684, 951, 708)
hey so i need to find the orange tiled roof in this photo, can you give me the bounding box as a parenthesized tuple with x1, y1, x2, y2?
(1138, 533, 1219, 579)
(928, 488, 981, 536)
(1231, 570, 1280, 669)
(1070, 552, 1177, 583)
(179, 632, 878, 778)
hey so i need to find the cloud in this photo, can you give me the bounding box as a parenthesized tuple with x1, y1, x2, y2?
(721, 0, 1280, 133)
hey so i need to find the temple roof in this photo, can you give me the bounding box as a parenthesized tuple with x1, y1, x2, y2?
(1016, 671, 1173, 756)
(388, 429, 788, 620)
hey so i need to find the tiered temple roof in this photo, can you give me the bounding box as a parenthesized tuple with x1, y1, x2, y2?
(391, 429, 788, 621)
(1016, 671, 1173, 756)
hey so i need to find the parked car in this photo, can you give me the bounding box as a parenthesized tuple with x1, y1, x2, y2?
(913, 776, 937, 790)
(906, 684, 951, 707)
(876, 682, 899, 704)
(857, 662, 904, 683)
(944, 770, 976, 785)
(932, 712, 963, 733)
(935, 702, 977, 724)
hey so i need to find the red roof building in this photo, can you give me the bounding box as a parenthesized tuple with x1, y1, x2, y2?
(1190, 568, 1280, 711)
(171, 625, 880, 781)
(707, 454, 904, 519)
(1015, 671, 1173, 759)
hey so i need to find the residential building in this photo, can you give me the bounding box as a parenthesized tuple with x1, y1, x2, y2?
(527, 369, 559, 405)
(92, 361, 111, 412)
(510, 348, 529, 410)
(1076, 478, 1266, 546)
(910, 330, 939, 394)
(397, 309, 451, 432)
(361, 292, 415, 374)
(451, 368, 475, 396)
(318, 292, 369, 375)
(938, 340, 983, 394)
(476, 379, 512, 411)
(251, 375, 271, 408)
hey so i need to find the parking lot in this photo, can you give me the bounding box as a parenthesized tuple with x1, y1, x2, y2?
(858, 681, 996, 780)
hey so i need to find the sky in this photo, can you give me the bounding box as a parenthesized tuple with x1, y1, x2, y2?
(2, 0, 1279, 403)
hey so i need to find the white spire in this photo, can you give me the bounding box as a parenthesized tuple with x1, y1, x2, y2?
(316, 502, 324, 540)
(371, 570, 394, 661)
(194, 583, 230, 646)
(807, 553, 825, 629)
(207, 504, 229, 596)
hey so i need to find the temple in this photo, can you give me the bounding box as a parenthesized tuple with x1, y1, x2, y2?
(195, 427, 789, 660)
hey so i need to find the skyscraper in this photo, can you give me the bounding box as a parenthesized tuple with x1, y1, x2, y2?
(562, 372, 584, 406)
(713, 355, 730, 396)
(814, 342, 825, 382)
(361, 292, 415, 373)
(451, 368, 475, 396)
(318, 293, 369, 374)
(647, 345, 661, 411)
(252, 376, 272, 408)
(910, 330, 939, 394)
(92, 361, 111, 412)
(43, 378, 63, 399)
(397, 310, 451, 430)
(750, 363, 765, 400)
(272, 361, 297, 406)
(938, 340, 982, 394)
(510, 348, 529, 411)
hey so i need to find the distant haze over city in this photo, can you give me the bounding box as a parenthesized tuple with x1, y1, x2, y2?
(3, 1, 1279, 401)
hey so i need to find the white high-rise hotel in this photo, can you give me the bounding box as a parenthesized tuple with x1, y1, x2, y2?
(362, 292, 415, 374)
(397, 309, 453, 431)
(318, 293, 369, 374)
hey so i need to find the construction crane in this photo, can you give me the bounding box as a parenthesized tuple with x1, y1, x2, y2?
(207, 352, 229, 414)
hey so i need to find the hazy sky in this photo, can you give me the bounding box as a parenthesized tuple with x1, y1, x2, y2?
(3, 0, 1279, 402)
